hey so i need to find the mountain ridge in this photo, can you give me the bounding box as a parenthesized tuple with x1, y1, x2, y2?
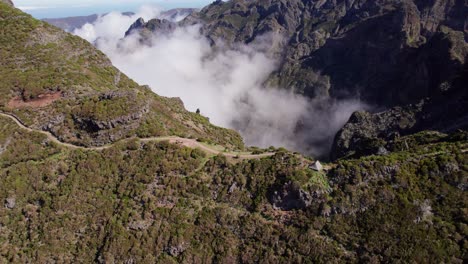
(186, 0, 467, 105)
(127, 0, 468, 159)
(0, 2, 244, 150)
(0, 1, 466, 262)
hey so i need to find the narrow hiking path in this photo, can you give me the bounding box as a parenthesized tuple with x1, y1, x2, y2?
(0, 112, 275, 159)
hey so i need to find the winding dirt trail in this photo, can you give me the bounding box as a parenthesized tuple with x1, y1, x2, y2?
(0, 112, 275, 159)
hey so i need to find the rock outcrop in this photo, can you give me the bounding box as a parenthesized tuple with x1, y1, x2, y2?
(125, 18, 177, 43)
(123, 9, 198, 39)
(4, 197, 15, 209)
(270, 181, 313, 210)
(180, 0, 467, 106)
(332, 59, 468, 159)
(125, 18, 146, 36)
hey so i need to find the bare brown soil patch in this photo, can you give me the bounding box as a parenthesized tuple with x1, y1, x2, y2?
(7, 91, 62, 109)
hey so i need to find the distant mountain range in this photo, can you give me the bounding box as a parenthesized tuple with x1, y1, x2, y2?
(42, 8, 197, 32)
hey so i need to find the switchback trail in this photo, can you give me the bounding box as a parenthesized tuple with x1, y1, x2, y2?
(0, 112, 275, 159)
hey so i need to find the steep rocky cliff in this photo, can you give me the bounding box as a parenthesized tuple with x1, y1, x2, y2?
(333, 54, 468, 159)
(127, 0, 467, 158)
(178, 0, 467, 105)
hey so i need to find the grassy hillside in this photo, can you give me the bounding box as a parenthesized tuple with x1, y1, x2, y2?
(0, 3, 244, 150)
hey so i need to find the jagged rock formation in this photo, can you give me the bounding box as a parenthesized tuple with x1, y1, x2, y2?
(125, 17, 146, 36)
(332, 58, 468, 159)
(176, 0, 468, 105)
(123, 9, 198, 41)
(126, 0, 467, 158)
(125, 18, 177, 40)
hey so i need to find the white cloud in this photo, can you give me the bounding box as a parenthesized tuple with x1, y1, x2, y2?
(74, 6, 160, 42)
(74, 8, 367, 156)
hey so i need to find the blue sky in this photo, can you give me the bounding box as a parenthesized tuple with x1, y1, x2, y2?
(12, 0, 215, 18)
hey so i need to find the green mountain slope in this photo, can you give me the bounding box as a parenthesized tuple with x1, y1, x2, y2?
(0, 2, 467, 263)
(1, 105, 466, 262)
(0, 3, 244, 150)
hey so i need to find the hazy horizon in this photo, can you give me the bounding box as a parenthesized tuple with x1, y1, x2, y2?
(12, 0, 215, 18)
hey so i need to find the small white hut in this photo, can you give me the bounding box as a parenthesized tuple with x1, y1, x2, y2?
(310, 160, 323, 172)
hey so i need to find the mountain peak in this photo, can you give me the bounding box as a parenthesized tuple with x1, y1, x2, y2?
(125, 17, 146, 36)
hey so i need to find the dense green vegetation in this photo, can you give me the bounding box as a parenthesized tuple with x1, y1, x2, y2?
(1, 113, 466, 262)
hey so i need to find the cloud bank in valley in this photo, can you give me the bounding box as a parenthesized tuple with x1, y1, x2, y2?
(74, 6, 367, 157)
(74, 6, 161, 42)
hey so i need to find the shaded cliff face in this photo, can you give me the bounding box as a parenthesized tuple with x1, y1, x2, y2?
(127, 0, 467, 159)
(180, 0, 467, 106)
(332, 61, 468, 159)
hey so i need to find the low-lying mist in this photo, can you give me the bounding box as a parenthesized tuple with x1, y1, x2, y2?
(74, 6, 367, 157)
